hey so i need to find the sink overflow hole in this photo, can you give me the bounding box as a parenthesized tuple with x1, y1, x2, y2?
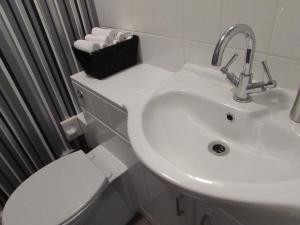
(208, 141, 230, 156)
(226, 113, 235, 122)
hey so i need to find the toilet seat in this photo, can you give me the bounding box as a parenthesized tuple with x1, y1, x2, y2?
(3, 151, 108, 225)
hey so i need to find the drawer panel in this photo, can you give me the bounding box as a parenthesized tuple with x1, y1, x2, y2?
(73, 81, 128, 140)
(106, 101, 128, 139)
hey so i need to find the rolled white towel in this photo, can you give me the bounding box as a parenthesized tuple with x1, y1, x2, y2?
(74, 40, 103, 53)
(85, 34, 107, 42)
(92, 27, 118, 38)
(115, 32, 133, 42)
(110, 40, 119, 46)
(93, 41, 107, 49)
(85, 34, 115, 46)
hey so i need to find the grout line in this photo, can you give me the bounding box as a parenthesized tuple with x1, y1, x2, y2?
(220, 0, 224, 36)
(266, 53, 300, 62)
(181, 0, 187, 63)
(181, 0, 184, 40)
(103, 25, 183, 42)
(131, 28, 300, 62)
(266, 0, 280, 59)
(102, 2, 300, 64)
(184, 39, 300, 62)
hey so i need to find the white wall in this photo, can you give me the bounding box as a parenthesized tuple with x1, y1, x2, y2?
(94, 0, 300, 92)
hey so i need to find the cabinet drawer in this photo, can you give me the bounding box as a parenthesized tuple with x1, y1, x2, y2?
(105, 101, 128, 139)
(73, 82, 129, 140)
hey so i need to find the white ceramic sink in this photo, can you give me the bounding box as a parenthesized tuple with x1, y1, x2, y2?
(125, 64, 300, 209)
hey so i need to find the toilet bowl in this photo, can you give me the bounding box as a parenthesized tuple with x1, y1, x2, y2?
(2, 149, 117, 225)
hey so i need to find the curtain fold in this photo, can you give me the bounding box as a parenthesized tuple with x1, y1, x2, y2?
(0, 0, 99, 208)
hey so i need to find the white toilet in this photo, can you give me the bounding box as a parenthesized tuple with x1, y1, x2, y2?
(2, 144, 129, 225)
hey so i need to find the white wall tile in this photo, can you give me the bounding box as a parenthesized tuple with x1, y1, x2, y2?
(129, 0, 154, 33)
(132, 0, 183, 38)
(268, 56, 300, 92)
(139, 33, 184, 72)
(94, 0, 183, 38)
(184, 41, 267, 81)
(94, 0, 135, 31)
(154, 0, 182, 38)
(183, 0, 222, 44)
(94, 0, 300, 92)
(270, 0, 300, 60)
(222, 0, 278, 53)
(184, 41, 215, 67)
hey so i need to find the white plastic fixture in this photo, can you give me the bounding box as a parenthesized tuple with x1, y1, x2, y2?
(2, 151, 108, 225)
(126, 63, 300, 211)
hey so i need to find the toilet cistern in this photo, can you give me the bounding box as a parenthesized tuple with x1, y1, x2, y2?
(211, 24, 277, 103)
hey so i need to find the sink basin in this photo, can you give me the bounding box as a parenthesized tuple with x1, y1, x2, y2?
(125, 64, 300, 209)
(143, 92, 299, 184)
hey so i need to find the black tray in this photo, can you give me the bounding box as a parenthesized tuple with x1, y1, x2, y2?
(73, 35, 139, 79)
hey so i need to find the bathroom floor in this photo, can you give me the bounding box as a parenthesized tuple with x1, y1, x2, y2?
(127, 214, 152, 225)
(133, 217, 152, 225)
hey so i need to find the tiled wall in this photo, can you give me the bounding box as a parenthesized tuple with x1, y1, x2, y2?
(94, 0, 300, 92)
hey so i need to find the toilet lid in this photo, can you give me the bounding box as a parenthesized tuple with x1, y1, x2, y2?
(3, 151, 108, 225)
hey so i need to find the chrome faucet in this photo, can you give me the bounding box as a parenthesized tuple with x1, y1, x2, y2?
(211, 24, 277, 103)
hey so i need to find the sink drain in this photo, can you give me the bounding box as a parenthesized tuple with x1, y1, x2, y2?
(208, 141, 230, 156)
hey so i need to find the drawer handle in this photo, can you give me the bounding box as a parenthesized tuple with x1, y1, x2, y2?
(176, 195, 184, 216)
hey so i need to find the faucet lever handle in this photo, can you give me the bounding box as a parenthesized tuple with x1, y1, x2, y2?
(262, 61, 272, 81)
(222, 53, 238, 72)
(261, 60, 277, 88)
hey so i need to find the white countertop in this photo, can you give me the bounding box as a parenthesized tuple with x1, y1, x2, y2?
(71, 64, 174, 107)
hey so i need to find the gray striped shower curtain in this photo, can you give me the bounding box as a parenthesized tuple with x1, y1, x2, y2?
(0, 0, 99, 207)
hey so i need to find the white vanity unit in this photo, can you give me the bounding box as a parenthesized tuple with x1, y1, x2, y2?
(71, 64, 300, 225)
(71, 64, 195, 225)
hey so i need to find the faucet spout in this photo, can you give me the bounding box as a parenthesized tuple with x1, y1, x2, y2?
(211, 24, 256, 76)
(211, 24, 276, 103)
